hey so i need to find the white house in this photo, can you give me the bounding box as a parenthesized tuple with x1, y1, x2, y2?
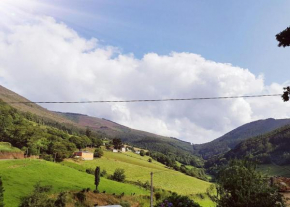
(121, 147, 126, 152)
(112, 149, 118, 153)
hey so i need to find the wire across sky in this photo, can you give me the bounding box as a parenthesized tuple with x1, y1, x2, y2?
(5, 94, 282, 104)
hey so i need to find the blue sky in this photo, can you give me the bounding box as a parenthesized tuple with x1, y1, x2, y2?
(36, 0, 290, 84)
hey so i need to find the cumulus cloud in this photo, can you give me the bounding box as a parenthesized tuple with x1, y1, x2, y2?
(1, 7, 290, 143)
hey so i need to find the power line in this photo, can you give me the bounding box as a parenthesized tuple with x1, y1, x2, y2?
(4, 94, 282, 104)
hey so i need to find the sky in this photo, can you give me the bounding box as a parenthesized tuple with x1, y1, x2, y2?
(0, 0, 290, 144)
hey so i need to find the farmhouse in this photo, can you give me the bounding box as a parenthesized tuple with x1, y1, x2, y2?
(74, 151, 94, 160)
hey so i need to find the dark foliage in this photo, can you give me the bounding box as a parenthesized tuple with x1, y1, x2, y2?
(93, 148, 103, 158)
(94, 167, 100, 191)
(155, 193, 201, 207)
(276, 26, 290, 47)
(282, 86, 290, 102)
(20, 183, 55, 207)
(111, 168, 126, 182)
(0, 177, 4, 207)
(212, 159, 285, 207)
(112, 138, 123, 150)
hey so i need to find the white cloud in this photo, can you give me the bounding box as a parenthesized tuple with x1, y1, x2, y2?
(1, 9, 290, 144)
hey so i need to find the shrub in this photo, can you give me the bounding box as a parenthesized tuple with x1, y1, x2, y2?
(148, 158, 152, 163)
(111, 168, 126, 182)
(120, 201, 131, 207)
(75, 191, 86, 203)
(100, 169, 107, 177)
(155, 193, 201, 207)
(94, 148, 104, 158)
(20, 183, 55, 207)
(86, 168, 94, 175)
(140, 150, 145, 156)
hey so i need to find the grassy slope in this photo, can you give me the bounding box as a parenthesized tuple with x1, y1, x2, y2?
(0, 142, 21, 152)
(63, 151, 211, 195)
(0, 159, 147, 207)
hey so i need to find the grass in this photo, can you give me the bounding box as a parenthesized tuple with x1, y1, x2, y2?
(62, 151, 212, 196)
(0, 142, 21, 152)
(0, 159, 148, 207)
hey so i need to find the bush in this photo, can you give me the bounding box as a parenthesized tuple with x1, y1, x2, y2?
(86, 168, 94, 175)
(140, 150, 145, 156)
(155, 193, 201, 207)
(75, 191, 86, 203)
(148, 158, 152, 163)
(94, 148, 104, 158)
(111, 168, 126, 182)
(100, 169, 107, 177)
(120, 201, 130, 207)
(20, 183, 55, 207)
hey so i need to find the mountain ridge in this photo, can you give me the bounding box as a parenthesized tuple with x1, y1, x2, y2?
(193, 118, 290, 159)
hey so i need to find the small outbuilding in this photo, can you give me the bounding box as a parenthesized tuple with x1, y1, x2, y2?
(74, 151, 94, 160)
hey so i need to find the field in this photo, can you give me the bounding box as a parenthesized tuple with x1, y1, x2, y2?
(62, 150, 215, 206)
(0, 142, 21, 152)
(0, 159, 148, 207)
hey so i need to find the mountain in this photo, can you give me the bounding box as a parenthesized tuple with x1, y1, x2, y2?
(0, 85, 200, 165)
(57, 112, 198, 160)
(0, 85, 76, 125)
(225, 124, 290, 165)
(193, 118, 290, 159)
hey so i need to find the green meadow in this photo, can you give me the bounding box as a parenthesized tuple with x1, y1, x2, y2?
(0, 159, 148, 207)
(63, 151, 212, 195)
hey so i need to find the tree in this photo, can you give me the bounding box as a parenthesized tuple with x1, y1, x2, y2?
(276, 27, 290, 101)
(140, 150, 145, 156)
(94, 148, 104, 158)
(155, 193, 201, 207)
(94, 167, 100, 191)
(212, 159, 285, 207)
(112, 138, 123, 150)
(111, 168, 126, 182)
(0, 177, 4, 207)
(282, 86, 290, 102)
(85, 128, 92, 138)
(276, 26, 290, 47)
(92, 138, 103, 148)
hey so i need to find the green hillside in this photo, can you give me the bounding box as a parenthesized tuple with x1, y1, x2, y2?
(193, 118, 290, 159)
(58, 112, 203, 167)
(0, 84, 202, 168)
(62, 151, 212, 195)
(0, 159, 148, 207)
(225, 125, 290, 165)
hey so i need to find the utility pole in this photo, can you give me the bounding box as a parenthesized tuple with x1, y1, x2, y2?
(150, 172, 153, 207)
